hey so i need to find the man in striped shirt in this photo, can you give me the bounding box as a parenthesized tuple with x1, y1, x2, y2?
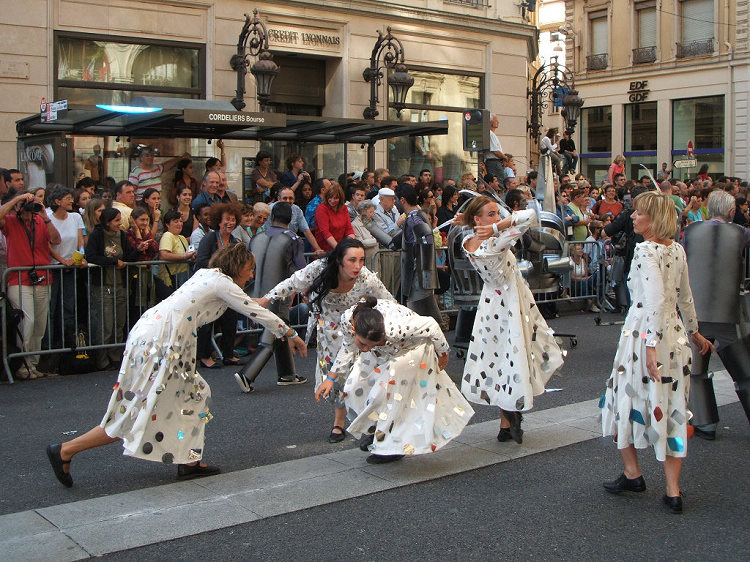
(128, 146, 185, 201)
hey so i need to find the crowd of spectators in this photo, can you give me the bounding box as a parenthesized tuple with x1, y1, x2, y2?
(1, 144, 747, 381)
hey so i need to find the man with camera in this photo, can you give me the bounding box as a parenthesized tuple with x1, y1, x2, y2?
(0, 191, 61, 379)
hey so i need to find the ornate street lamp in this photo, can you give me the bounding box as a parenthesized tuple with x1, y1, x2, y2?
(230, 9, 279, 111)
(527, 56, 584, 143)
(362, 27, 414, 119)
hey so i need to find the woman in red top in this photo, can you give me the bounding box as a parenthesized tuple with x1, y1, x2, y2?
(592, 184, 624, 219)
(314, 182, 355, 251)
(606, 155, 626, 184)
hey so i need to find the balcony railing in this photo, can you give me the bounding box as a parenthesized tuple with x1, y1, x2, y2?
(586, 53, 608, 71)
(632, 46, 656, 65)
(443, 0, 491, 7)
(676, 38, 714, 58)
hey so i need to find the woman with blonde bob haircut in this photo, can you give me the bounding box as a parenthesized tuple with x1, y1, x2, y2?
(600, 189, 713, 514)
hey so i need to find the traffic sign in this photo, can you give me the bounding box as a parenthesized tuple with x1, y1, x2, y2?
(687, 140, 694, 157)
(673, 158, 697, 169)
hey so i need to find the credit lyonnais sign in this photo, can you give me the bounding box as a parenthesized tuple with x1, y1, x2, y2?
(265, 25, 342, 53)
(183, 110, 286, 127)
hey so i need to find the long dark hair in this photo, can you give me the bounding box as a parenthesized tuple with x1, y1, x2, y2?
(351, 296, 385, 342)
(308, 238, 366, 311)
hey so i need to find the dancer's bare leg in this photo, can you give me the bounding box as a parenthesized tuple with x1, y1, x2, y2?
(60, 426, 120, 466)
(499, 410, 510, 429)
(333, 406, 346, 435)
(663, 456, 682, 497)
(619, 445, 643, 479)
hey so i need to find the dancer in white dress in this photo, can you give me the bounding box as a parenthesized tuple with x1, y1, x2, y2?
(257, 238, 394, 443)
(317, 297, 474, 463)
(46, 244, 307, 487)
(600, 191, 713, 514)
(460, 196, 564, 443)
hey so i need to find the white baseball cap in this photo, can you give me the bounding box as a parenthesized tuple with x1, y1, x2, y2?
(378, 187, 395, 197)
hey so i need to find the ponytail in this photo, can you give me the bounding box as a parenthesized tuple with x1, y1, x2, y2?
(351, 296, 385, 342)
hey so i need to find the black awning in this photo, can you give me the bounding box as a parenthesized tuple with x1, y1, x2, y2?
(16, 97, 448, 144)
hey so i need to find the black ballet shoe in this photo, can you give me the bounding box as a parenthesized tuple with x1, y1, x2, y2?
(663, 494, 683, 514)
(199, 359, 221, 370)
(502, 410, 524, 444)
(176, 462, 221, 480)
(603, 473, 647, 494)
(366, 454, 405, 464)
(691, 426, 716, 441)
(328, 425, 346, 443)
(359, 433, 375, 451)
(497, 427, 512, 442)
(46, 444, 73, 488)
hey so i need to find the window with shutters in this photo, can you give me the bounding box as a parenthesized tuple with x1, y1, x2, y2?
(634, 3, 657, 64)
(587, 13, 608, 71)
(677, 0, 714, 58)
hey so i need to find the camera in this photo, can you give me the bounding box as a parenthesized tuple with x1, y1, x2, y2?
(28, 269, 46, 285)
(22, 202, 43, 213)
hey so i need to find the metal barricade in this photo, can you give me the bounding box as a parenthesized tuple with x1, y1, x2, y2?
(533, 239, 607, 308)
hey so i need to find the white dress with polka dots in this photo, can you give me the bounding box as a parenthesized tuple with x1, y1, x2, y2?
(461, 215, 564, 412)
(100, 268, 290, 464)
(333, 300, 474, 456)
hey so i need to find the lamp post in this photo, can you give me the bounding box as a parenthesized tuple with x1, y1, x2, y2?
(527, 56, 584, 143)
(362, 27, 414, 119)
(230, 9, 279, 111)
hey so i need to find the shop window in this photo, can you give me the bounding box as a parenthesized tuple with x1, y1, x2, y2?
(625, 102, 657, 152)
(386, 69, 483, 182)
(55, 33, 204, 105)
(587, 13, 608, 71)
(673, 95, 724, 175)
(677, 0, 714, 58)
(634, 3, 657, 64)
(581, 106, 612, 154)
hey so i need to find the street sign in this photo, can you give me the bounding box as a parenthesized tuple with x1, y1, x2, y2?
(183, 109, 286, 127)
(673, 158, 697, 169)
(40, 99, 68, 122)
(687, 140, 694, 157)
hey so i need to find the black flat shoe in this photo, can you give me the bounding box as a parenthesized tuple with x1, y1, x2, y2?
(497, 427, 512, 442)
(663, 494, 683, 514)
(328, 425, 346, 443)
(359, 433, 375, 451)
(199, 360, 221, 370)
(366, 454, 405, 464)
(502, 410, 524, 444)
(177, 463, 221, 480)
(603, 473, 647, 494)
(222, 358, 242, 366)
(691, 426, 716, 440)
(46, 444, 73, 488)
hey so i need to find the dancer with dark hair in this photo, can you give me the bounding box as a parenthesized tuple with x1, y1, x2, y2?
(317, 296, 473, 463)
(46, 244, 306, 487)
(459, 196, 564, 443)
(256, 238, 394, 443)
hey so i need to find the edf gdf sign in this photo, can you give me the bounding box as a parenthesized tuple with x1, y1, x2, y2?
(628, 80, 650, 102)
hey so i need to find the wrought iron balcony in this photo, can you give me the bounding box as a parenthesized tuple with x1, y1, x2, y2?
(676, 38, 714, 58)
(444, 0, 491, 7)
(586, 53, 608, 71)
(632, 46, 656, 65)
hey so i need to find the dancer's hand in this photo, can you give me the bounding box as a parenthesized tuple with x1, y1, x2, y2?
(288, 335, 308, 357)
(315, 378, 334, 402)
(253, 297, 270, 308)
(438, 352, 449, 371)
(691, 332, 714, 355)
(645, 346, 660, 382)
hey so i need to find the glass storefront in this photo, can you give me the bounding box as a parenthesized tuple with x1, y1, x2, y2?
(387, 69, 483, 183)
(625, 101, 657, 179)
(672, 95, 724, 177)
(580, 106, 612, 182)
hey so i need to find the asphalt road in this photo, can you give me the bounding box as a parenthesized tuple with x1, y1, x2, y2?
(105, 402, 749, 561)
(0, 309, 728, 516)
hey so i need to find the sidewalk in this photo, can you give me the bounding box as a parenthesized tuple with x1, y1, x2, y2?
(1, 372, 740, 560)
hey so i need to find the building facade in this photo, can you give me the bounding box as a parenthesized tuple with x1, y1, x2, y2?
(564, 0, 749, 183)
(1, 0, 541, 192)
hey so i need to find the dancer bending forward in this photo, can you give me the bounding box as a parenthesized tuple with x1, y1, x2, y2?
(460, 196, 564, 443)
(600, 191, 712, 514)
(317, 297, 474, 464)
(46, 244, 306, 487)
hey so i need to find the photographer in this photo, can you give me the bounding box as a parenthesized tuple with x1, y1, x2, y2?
(0, 192, 61, 379)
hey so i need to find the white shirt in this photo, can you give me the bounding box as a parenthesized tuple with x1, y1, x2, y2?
(190, 226, 211, 249)
(489, 130, 503, 156)
(46, 208, 84, 262)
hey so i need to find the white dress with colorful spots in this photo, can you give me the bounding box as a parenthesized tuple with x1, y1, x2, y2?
(264, 259, 395, 408)
(461, 213, 564, 412)
(601, 241, 699, 461)
(334, 300, 474, 456)
(100, 268, 290, 464)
